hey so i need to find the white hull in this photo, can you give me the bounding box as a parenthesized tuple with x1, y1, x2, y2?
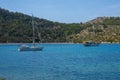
(18, 46, 43, 51)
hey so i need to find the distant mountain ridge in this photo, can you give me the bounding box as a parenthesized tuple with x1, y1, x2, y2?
(0, 8, 120, 43)
(69, 17, 120, 43)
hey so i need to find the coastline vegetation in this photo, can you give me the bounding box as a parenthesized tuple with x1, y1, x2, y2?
(0, 8, 120, 43)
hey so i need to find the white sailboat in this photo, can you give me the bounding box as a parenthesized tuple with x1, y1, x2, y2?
(18, 15, 43, 51)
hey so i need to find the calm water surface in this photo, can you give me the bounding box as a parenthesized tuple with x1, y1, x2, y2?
(0, 43, 120, 80)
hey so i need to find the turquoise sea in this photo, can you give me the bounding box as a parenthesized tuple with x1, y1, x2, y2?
(0, 43, 120, 80)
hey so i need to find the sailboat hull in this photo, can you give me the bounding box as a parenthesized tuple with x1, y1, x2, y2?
(18, 46, 43, 51)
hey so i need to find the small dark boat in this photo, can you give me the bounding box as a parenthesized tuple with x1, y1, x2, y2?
(83, 41, 99, 47)
(83, 25, 100, 47)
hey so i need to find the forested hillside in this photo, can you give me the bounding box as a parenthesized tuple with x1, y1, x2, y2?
(0, 8, 120, 43)
(0, 8, 84, 43)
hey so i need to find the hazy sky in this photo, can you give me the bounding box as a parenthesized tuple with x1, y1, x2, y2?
(0, 0, 120, 23)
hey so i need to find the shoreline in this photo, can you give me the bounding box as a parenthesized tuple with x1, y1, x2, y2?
(0, 42, 119, 45)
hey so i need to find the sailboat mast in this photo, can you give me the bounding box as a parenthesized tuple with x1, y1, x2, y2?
(32, 14, 35, 47)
